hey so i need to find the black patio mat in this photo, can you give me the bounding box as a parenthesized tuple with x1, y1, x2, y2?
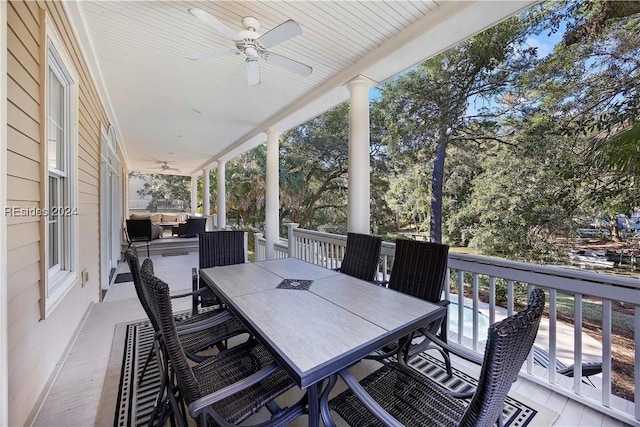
(113, 272, 133, 283)
(106, 317, 544, 427)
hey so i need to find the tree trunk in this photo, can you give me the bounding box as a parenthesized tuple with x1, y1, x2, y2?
(430, 135, 448, 243)
(611, 222, 621, 241)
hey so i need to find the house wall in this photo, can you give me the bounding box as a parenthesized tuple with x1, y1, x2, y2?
(6, 1, 108, 424)
(1, 2, 10, 424)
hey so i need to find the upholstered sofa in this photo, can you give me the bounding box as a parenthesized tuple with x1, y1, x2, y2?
(129, 212, 189, 226)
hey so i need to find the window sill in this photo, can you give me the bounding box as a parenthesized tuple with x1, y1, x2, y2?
(44, 271, 78, 319)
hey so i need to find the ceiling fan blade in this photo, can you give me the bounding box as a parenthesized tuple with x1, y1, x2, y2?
(186, 49, 241, 60)
(257, 20, 302, 49)
(264, 52, 312, 76)
(246, 59, 261, 86)
(188, 8, 240, 41)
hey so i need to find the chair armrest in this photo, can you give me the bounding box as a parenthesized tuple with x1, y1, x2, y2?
(422, 330, 484, 366)
(176, 310, 234, 335)
(416, 331, 479, 400)
(189, 362, 279, 418)
(170, 288, 206, 299)
(192, 267, 199, 316)
(334, 368, 404, 427)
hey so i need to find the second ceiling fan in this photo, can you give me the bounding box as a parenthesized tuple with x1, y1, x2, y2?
(187, 8, 313, 86)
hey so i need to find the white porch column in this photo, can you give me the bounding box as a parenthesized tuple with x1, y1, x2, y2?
(202, 168, 210, 216)
(190, 175, 197, 215)
(265, 130, 280, 259)
(217, 160, 226, 229)
(346, 75, 376, 233)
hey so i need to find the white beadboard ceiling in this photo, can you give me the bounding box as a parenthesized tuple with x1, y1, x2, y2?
(65, 1, 535, 176)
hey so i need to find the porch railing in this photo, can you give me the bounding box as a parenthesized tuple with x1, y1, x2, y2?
(255, 224, 640, 425)
(128, 198, 185, 210)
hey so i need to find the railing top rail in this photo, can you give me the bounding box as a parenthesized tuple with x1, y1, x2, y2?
(292, 228, 347, 244)
(381, 241, 396, 257)
(449, 252, 639, 290)
(289, 227, 638, 298)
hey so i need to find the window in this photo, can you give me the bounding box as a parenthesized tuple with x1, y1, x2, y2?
(44, 19, 78, 314)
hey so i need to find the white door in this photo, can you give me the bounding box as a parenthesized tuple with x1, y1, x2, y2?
(110, 172, 120, 269)
(100, 127, 120, 294)
(100, 158, 110, 292)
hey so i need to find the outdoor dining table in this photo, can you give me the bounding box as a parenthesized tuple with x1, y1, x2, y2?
(199, 257, 446, 427)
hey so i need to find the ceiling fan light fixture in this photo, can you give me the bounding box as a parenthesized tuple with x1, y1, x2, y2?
(187, 9, 311, 86)
(246, 57, 261, 86)
(245, 46, 259, 60)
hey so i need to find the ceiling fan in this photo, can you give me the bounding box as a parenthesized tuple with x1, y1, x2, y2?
(186, 8, 313, 86)
(150, 161, 181, 173)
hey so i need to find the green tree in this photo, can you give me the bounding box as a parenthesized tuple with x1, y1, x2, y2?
(132, 172, 191, 212)
(225, 147, 267, 227)
(380, 18, 537, 243)
(281, 103, 349, 230)
(281, 102, 391, 232)
(521, 0, 640, 235)
(454, 112, 586, 256)
(592, 124, 640, 177)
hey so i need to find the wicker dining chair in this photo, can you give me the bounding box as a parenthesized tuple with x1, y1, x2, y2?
(327, 288, 545, 427)
(124, 247, 248, 385)
(368, 239, 451, 371)
(140, 260, 305, 427)
(192, 231, 247, 314)
(336, 232, 382, 282)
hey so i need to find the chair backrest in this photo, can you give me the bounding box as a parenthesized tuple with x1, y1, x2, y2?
(459, 288, 545, 427)
(185, 217, 207, 238)
(124, 248, 161, 332)
(199, 231, 246, 269)
(198, 231, 247, 307)
(126, 219, 152, 241)
(139, 259, 201, 402)
(388, 239, 449, 303)
(339, 232, 382, 282)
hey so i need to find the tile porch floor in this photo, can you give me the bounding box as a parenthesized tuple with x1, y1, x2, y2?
(31, 252, 630, 426)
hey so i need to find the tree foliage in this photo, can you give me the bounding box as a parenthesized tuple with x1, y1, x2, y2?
(132, 172, 191, 212)
(133, 0, 639, 257)
(379, 17, 537, 242)
(531, 0, 640, 178)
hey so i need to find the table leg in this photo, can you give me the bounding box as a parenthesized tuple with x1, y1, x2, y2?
(307, 382, 321, 427)
(320, 374, 338, 427)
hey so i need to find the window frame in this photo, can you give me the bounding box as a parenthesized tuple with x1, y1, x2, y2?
(43, 15, 79, 316)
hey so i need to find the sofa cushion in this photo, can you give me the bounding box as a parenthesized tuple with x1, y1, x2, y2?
(130, 212, 188, 224)
(162, 214, 178, 223)
(130, 212, 150, 220)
